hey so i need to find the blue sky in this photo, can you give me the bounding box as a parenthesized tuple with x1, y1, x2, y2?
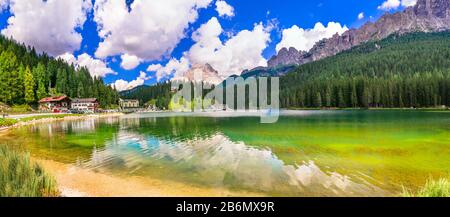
(0, 0, 414, 90)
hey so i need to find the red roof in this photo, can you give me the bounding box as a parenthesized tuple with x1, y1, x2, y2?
(39, 95, 70, 103)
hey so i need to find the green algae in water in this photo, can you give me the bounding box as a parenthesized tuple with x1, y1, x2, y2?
(1, 111, 449, 196)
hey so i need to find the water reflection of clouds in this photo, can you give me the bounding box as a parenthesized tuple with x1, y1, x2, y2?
(84, 130, 384, 196)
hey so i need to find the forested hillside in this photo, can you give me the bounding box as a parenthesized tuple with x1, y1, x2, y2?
(0, 36, 119, 109)
(122, 32, 450, 110)
(120, 82, 173, 109)
(280, 32, 450, 108)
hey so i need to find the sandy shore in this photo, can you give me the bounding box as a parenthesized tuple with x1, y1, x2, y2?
(36, 159, 265, 197)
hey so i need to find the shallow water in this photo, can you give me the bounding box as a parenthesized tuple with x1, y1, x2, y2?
(2, 110, 449, 196)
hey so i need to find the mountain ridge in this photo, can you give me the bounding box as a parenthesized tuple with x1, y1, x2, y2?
(279, 31, 450, 108)
(268, 0, 450, 67)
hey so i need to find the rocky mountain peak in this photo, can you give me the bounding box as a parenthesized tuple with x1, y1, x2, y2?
(177, 63, 223, 85)
(268, 47, 308, 67)
(414, 0, 450, 18)
(268, 0, 450, 68)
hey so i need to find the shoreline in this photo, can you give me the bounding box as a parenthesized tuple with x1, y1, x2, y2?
(0, 113, 124, 132)
(3, 110, 447, 197)
(1, 113, 264, 197)
(285, 107, 449, 111)
(35, 158, 265, 197)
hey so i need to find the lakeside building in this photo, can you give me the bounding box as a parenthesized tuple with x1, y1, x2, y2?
(38, 96, 100, 113)
(119, 99, 140, 109)
(71, 98, 99, 113)
(38, 95, 71, 113)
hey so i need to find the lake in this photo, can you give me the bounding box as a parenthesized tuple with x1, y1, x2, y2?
(1, 110, 449, 196)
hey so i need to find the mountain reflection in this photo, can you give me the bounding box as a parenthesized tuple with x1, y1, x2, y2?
(83, 129, 383, 196)
(6, 112, 425, 196)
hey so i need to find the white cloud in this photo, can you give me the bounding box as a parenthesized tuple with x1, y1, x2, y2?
(93, 0, 213, 62)
(188, 17, 271, 77)
(1, 0, 91, 56)
(58, 53, 116, 78)
(358, 12, 365, 20)
(276, 22, 348, 52)
(58, 53, 78, 66)
(147, 57, 191, 81)
(378, 0, 417, 11)
(215, 0, 234, 18)
(112, 71, 152, 91)
(146, 17, 272, 80)
(120, 54, 141, 70)
(0, 0, 8, 9)
(378, 0, 401, 10)
(401, 0, 417, 7)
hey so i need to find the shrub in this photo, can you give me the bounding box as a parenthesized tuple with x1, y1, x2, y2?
(10, 104, 32, 113)
(18, 114, 80, 122)
(402, 178, 450, 197)
(0, 146, 60, 197)
(0, 118, 17, 127)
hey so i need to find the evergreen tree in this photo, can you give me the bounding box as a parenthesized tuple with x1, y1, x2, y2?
(279, 32, 450, 109)
(0, 35, 119, 107)
(33, 63, 47, 100)
(337, 89, 346, 108)
(324, 86, 332, 107)
(313, 92, 322, 108)
(23, 67, 35, 104)
(0, 51, 21, 104)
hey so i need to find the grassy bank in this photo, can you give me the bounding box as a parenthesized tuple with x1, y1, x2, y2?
(0, 118, 17, 127)
(1, 114, 81, 128)
(17, 114, 82, 122)
(0, 145, 59, 197)
(402, 178, 450, 197)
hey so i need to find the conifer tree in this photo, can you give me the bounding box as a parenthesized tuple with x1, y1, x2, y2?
(24, 67, 35, 104)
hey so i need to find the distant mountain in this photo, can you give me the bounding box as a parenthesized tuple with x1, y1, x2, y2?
(122, 32, 450, 109)
(119, 85, 150, 97)
(279, 32, 450, 108)
(175, 63, 224, 85)
(269, 0, 450, 67)
(239, 65, 297, 79)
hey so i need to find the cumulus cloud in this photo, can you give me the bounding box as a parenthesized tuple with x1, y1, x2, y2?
(0, 0, 8, 9)
(378, 0, 401, 10)
(58, 53, 116, 78)
(215, 0, 234, 18)
(358, 12, 365, 20)
(58, 53, 78, 65)
(378, 0, 417, 11)
(112, 71, 152, 92)
(93, 0, 213, 64)
(146, 17, 272, 80)
(1, 0, 91, 56)
(188, 17, 271, 77)
(401, 0, 418, 7)
(147, 57, 191, 81)
(276, 22, 348, 52)
(120, 54, 141, 70)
